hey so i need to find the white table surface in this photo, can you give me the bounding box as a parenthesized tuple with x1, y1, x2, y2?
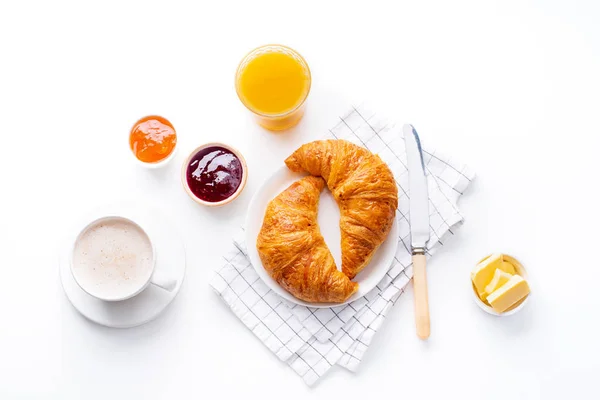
(1, 0, 599, 398)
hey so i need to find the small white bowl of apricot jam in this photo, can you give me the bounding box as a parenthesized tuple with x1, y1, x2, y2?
(129, 115, 178, 168)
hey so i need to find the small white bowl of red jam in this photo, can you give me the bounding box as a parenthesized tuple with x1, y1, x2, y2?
(182, 143, 248, 206)
(129, 115, 178, 168)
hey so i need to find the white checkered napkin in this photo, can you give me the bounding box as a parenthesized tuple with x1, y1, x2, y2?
(263, 106, 473, 344)
(231, 229, 391, 343)
(210, 105, 475, 385)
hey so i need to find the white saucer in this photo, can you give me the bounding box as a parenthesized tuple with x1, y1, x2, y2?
(245, 166, 399, 308)
(59, 204, 186, 328)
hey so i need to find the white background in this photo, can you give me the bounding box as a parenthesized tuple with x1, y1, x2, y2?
(1, 0, 599, 398)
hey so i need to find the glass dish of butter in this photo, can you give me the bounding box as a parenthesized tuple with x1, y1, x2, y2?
(471, 254, 531, 316)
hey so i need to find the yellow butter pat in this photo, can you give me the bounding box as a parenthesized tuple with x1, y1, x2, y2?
(482, 269, 513, 301)
(501, 261, 516, 275)
(487, 275, 530, 313)
(471, 254, 513, 297)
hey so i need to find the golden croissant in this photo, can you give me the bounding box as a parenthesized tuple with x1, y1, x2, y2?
(285, 140, 398, 279)
(256, 176, 358, 303)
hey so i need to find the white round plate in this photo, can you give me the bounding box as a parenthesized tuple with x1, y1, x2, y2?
(245, 166, 399, 308)
(59, 204, 186, 328)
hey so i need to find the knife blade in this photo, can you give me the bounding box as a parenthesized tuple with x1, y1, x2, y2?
(403, 123, 431, 340)
(404, 124, 430, 250)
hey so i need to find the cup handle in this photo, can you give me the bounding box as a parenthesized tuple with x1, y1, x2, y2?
(150, 269, 177, 292)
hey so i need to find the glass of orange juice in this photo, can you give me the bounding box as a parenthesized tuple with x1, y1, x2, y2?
(235, 44, 311, 131)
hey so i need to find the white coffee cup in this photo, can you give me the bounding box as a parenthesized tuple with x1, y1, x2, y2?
(70, 216, 176, 302)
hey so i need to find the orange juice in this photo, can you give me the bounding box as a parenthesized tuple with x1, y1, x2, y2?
(236, 45, 311, 131)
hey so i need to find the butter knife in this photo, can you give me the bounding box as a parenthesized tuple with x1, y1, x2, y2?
(403, 124, 431, 340)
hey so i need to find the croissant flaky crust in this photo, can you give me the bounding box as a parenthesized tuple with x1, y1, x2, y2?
(285, 140, 398, 280)
(257, 176, 359, 303)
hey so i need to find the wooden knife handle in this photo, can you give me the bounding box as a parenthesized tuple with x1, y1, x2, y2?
(412, 254, 430, 339)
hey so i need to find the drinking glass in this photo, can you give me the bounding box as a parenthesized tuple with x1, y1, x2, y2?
(235, 44, 311, 131)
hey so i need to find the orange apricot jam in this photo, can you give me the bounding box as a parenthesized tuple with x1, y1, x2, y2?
(129, 116, 177, 163)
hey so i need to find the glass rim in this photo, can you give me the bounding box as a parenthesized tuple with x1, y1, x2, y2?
(235, 44, 312, 118)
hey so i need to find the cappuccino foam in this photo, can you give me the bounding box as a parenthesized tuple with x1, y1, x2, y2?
(72, 217, 154, 300)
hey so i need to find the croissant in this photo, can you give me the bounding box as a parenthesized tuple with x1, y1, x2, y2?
(256, 176, 358, 303)
(285, 140, 398, 279)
